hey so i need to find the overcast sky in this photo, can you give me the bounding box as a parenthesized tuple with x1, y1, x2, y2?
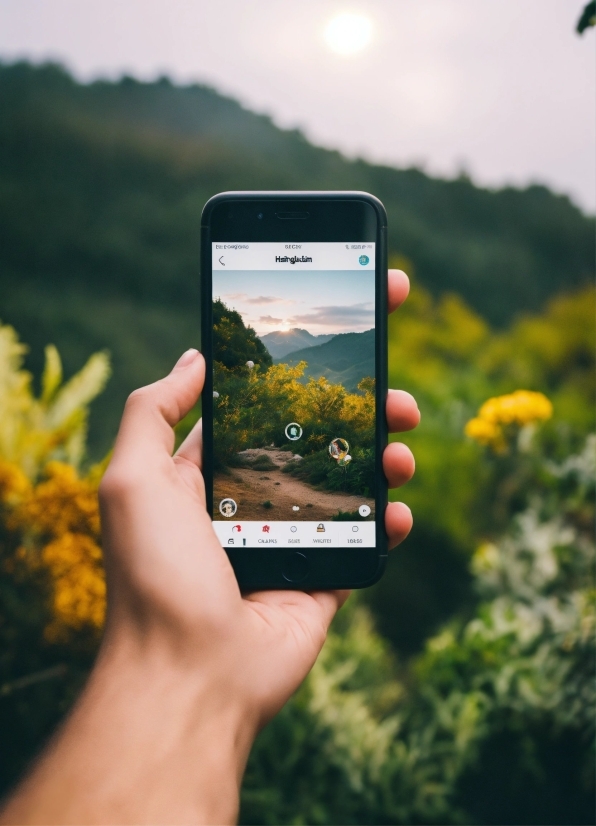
(214, 271, 375, 335)
(1, 0, 594, 211)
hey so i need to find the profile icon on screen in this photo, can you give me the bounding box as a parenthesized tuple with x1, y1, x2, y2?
(219, 498, 237, 518)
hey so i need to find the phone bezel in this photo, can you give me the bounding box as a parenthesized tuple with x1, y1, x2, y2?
(201, 192, 388, 589)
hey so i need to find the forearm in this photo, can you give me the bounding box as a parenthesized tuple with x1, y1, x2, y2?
(1, 632, 256, 825)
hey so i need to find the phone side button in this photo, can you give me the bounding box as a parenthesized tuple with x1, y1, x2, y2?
(282, 552, 309, 583)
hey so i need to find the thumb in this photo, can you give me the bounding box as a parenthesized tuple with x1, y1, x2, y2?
(111, 349, 205, 469)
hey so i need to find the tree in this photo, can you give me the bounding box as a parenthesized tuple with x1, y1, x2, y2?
(577, 1, 596, 33)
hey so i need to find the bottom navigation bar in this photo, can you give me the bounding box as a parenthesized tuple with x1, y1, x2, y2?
(212, 520, 376, 549)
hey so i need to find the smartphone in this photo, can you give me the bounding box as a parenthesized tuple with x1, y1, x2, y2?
(200, 192, 387, 589)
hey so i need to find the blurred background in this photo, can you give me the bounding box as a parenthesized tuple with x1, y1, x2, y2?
(0, 2, 594, 823)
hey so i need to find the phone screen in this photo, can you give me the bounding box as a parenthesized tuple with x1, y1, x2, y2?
(210, 241, 377, 550)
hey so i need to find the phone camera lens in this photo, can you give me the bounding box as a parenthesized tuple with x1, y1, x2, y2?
(257, 212, 263, 219)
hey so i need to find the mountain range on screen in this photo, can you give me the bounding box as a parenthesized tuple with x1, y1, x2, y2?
(259, 328, 335, 358)
(270, 328, 375, 391)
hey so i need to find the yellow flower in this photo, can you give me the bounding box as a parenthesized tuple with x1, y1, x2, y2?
(478, 391, 553, 427)
(471, 542, 500, 574)
(22, 461, 101, 538)
(464, 417, 502, 447)
(466, 390, 553, 451)
(42, 532, 106, 637)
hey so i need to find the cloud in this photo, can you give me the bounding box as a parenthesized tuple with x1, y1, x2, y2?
(288, 303, 374, 331)
(223, 293, 287, 305)
(258, 315, 284, 325)
(246, 295, 285, 305)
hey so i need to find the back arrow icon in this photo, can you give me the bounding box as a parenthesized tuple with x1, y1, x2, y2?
(219, 256, 225, 265)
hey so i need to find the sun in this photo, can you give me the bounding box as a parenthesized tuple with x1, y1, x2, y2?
(323, 12, 373, 57)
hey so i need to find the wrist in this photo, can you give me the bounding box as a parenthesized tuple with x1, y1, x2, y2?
(4, 628, 257, 825)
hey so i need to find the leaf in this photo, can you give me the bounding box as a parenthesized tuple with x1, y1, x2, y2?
(41, 344, 63, 404)
(46, 351, 111, 429)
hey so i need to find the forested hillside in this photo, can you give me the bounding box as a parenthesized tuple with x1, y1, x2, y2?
(0, 60, 593, 453)
(281, 329, 375, 390)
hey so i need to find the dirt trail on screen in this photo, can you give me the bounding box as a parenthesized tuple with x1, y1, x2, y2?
(213, 448, 374, 522)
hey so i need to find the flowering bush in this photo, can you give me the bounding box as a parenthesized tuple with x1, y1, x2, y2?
(0, 322, 109, 642)
(242, 407, 595, 824)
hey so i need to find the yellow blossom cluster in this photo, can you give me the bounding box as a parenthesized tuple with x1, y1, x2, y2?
(465, 390, 553, 451)
(2, 459, 106, 638)
(42, 533, 106, 634)
(21, 461, 101, 538)
(0, 322, 110, 640)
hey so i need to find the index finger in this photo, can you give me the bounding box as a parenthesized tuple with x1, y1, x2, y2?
(388, 269, 410, 314)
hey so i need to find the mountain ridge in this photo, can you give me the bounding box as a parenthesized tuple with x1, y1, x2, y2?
(278, 328, 375, 391)
(259, 328, 335, 359)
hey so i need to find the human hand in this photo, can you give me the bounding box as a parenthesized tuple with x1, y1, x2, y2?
(0, 270, 418, 826)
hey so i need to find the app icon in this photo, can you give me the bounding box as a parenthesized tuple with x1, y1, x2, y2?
(352, 526, 359, 532)
(359, 254, 369, 265)
(290, 526, 298, 533)
(219, 498, 237, 518)
(316, 523, 325, 533)
(232, 524, 242, 532)
(329, 437, 352, 466)
(262, 525, 270, 533)
(358, 504, 371, 517)
(285, 422, 303, 441)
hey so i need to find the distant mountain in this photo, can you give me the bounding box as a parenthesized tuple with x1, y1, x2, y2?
(280, 329, 374, 390)
(259, 328, 334, 359)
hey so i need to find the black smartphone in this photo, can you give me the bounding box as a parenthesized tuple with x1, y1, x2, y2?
(201, 192, 387, 589)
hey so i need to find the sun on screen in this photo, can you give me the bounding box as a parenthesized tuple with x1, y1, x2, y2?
(323, 12, 373, 57)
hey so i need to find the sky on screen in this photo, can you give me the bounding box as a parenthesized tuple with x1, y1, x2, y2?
(214, 271, 375, 336)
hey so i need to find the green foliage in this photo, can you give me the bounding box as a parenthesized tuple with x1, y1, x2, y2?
(388, 284, 595, 548)
(241, 435, 595, 825)
(283, 446, 375, 498)
(212, 299, 272, 371)
(241, 454, 278, 472)
(577, 1, 596, 33)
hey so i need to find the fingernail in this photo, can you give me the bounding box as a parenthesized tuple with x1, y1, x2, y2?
(174, 348, 199, 369)
(402, 390, 419, 409)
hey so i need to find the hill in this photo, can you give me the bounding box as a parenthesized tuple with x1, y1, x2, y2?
(280, 329, 375, 390)
(259, 328, 334, 359)
(0, 60, 593, 454)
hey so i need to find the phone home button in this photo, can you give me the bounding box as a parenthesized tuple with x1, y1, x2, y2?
(282, 552, 309, 583)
